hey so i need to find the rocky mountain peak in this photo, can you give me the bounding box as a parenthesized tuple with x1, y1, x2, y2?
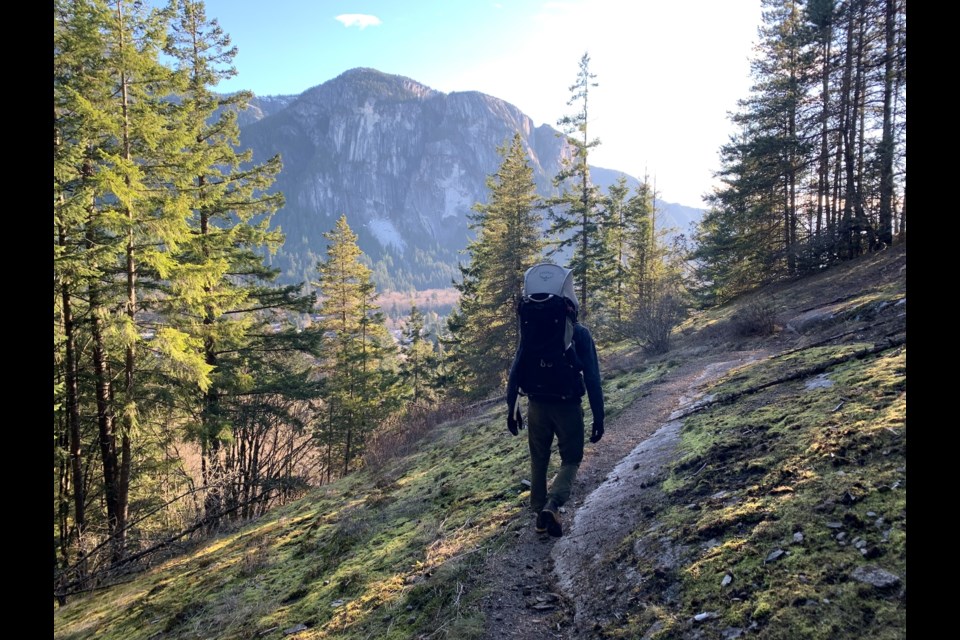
(235, 68, 698, 291)
(294, 67, 439, 112)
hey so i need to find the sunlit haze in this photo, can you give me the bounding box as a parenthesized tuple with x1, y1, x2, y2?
(201, 0, 763, 209)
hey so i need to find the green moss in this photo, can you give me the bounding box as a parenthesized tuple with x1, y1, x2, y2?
(609, 341, 906, 640)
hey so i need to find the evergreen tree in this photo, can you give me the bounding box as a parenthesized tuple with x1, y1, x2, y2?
(54, 1, 319, 586)
(604, 174, 688, 351)
(547, 52, 608, 322)
(313, 215, 398, 477)
(625, 178, 660, 307)
(399, 304, 439, 405)
(449, 133, 543, 397)
(55, 0, 104, 581)
(162, 0, 316, 523)
(438, 305, 470, 396)
(600, 175, 663, 328)
(692, 131, 784, 305)
(598, 177, 629, 326)
(692, 0, 905, 296)
(875, 0, 902, 247)
(54, 0, 200, 565)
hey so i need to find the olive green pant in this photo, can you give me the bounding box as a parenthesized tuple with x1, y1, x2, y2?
(527, 399, 585, 512)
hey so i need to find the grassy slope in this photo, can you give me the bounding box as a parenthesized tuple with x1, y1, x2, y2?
(54, 347, 663, 640)
(598, 247, 906, 639)
(54, 246, 906, 640)
(605, 343, 905, 639)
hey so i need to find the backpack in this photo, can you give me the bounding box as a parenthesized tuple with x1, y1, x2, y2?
(515, 264, 586, 400)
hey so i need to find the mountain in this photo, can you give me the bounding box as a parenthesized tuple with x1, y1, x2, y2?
(234, 67, 702, 290)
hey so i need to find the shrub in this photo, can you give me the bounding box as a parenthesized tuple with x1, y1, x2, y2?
(630, 291, 688, 355)
(731, 299, 777, 337)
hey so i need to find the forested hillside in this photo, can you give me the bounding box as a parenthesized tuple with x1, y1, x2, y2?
(691, 0, 906, 306)
(54, 1, 905, 635)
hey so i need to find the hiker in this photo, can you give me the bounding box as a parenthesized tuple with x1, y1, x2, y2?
(505, 263, 605, 537)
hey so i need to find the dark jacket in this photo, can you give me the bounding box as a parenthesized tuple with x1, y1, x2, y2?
(506, 322, 604, 424)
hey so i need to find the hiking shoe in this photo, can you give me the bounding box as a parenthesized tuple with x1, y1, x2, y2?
(539, 503, 563, 538)
(535, 510, 548, 534)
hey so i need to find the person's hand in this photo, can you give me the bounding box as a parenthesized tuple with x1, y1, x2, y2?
(508, 411, 524, 436)
(589, 420, 604, 443)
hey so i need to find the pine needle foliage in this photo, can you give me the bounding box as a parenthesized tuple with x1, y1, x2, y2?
(448, 133, 544, 398)
(312, 215, 400, 478)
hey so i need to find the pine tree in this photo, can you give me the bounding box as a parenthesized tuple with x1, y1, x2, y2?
(313, 215, 398, 477)
(449, 133, 543, 397)
(601, 175, 661, 329)
(54, 1, 320, 583)
(693, 0, 905, 294)
(547, 52, 607, 322)
(692, 132, 783, 305)
(55, 0, 103, 582)
(399, 304, 439, 405)
(598, 176, 633, 328)
(604, 174, 688, 351)
(54, 0, 200, 564)
(438, 305, 470, 395)
(161, 0, 316, 523)
(876, 0, 903, 247)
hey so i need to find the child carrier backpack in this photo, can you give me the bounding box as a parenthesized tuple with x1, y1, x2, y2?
(515, 264, 586, 400)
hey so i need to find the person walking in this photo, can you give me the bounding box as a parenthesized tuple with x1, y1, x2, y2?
(506, 263, 605, 537)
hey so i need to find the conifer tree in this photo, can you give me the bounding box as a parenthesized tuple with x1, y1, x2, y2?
(55, 0, 105, 578)
(438, 305, 470, 395)
(693, 0, 905, 295)
(54, 1, 319, 578)
(600, 176, 659, 328)
(626, 178, 668, 307)
(601, 173, 687, 348)
(313, 215, 398, 476)
(54, 0, 199, 564)
(547, 52, 607, 322)
(449, 134, 543, 397)
(161, 0, 316, 522)
(596, 177, 626, 329)
(876, 0, 901, 247)
(399, 304, 439, 405)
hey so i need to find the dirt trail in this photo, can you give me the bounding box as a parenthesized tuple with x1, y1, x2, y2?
(479, 350, 768, 639)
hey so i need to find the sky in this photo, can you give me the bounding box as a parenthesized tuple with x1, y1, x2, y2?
(200, 0, 764, 209)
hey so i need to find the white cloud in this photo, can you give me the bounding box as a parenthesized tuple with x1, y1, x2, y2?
(335, 14, 382, 29)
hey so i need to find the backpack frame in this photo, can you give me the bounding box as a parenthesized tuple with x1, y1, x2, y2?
(515, 292, 585, 400)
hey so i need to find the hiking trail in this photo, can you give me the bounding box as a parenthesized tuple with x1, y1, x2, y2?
(478, 350, 769, 639)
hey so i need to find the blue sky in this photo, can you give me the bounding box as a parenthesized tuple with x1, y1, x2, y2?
(201, 0, 763, 209)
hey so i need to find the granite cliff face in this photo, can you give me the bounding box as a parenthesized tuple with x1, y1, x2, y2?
(237, 67, 692, 290)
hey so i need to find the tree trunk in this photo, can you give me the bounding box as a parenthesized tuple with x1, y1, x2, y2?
(81, 159, 125, 560)
(877, 0, 895, 247)
(839, 3, 857, 259)
(58, 224, 87, 557)
(580, 165, 590, 319)
(817, 31, 832, 241)
(116, 0, 134, 562)
(199, 201, 224, 526)
(343, 426, 353, 477)
(851, 0, 872, 254)
(89, 273, 122, 558)
(785, 4, 798, 274)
